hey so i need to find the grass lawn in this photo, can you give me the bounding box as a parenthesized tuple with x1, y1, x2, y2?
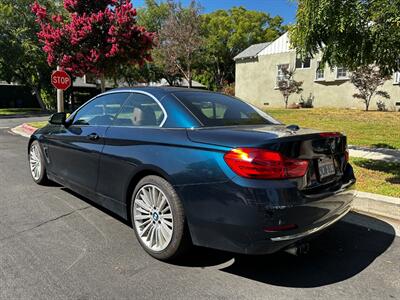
(27, 121, 48, 128)
(267, 108, 400, 149)
(351, 158, 400, 198)
(0, 108, 42, 116)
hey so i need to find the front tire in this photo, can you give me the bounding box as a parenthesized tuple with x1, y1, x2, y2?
(131, 175, 190, 261)
(29, 141, 49, 185)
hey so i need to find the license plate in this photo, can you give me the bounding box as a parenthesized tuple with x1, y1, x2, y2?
(318, 158, 336, 179)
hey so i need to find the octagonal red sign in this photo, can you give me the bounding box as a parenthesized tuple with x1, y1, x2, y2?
(51, 70, 71, 90)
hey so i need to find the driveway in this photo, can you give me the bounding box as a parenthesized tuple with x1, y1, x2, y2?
(0, 122, 399, 299)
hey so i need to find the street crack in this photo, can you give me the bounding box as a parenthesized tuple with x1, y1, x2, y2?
(0, 205, 91, 243)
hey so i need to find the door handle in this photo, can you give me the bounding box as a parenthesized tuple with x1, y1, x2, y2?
(88, 133, 100, 141)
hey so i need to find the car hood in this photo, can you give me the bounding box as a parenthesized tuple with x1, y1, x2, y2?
(186, 125, 325, 148)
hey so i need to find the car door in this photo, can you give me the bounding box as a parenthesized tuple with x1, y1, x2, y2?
(95, 92, 167, 216)
(45, 92, 130, 198)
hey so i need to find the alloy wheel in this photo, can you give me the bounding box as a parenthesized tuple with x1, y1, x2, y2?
(133, 184, 174, 252)
(29, 144, 41, 181)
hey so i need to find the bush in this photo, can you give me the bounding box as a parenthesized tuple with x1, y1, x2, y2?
(376, 100, 387, 111)
(221, 83, 235, 96)
(40, 88, 56, 111)
(299, 93, 314, 108)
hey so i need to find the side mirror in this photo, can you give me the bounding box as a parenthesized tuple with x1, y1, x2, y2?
(49, 112, 67, 125)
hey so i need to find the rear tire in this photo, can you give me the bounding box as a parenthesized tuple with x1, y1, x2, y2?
(29, 141, 50, 185)
(131, 175, 191, 261)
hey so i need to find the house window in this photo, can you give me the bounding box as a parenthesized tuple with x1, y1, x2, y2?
(336, 67, 348, 79)
(315, 61, 325, 80)
(276, 64, 289, 85)
(295, 57, 311, 69)
(394, 72, 400, 84)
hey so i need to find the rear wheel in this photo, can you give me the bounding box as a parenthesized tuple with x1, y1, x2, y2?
(29, 141, 49, 185)
(131, 175, 190, 261)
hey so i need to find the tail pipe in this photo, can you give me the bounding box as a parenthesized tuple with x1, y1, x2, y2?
(284, 243, 310, 256)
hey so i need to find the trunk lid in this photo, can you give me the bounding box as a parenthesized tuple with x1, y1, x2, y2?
(187, 125, 351, 191)
(186, 124, 323, 148)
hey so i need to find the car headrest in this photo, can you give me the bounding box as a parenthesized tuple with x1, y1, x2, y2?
(223, 108, 241, 120)
(131, 106, 157, 126)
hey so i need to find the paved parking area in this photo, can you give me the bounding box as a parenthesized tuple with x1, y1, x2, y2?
(0, 118, 399, 299)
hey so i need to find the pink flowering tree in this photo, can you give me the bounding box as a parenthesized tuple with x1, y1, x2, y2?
(32, 0, 155, 92)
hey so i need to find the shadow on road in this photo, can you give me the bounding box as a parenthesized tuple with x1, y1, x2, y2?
(177, 212, 395, 288)
(59, 187, 395, 288)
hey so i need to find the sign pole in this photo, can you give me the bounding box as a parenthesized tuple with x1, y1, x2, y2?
(56, 66, 64, 113)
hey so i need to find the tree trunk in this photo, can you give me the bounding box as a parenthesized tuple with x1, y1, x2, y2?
(100, 74, 106, 93)
(285, 96, 289, 109)
(187, 65, 192, 88)
(165, 77, 174, 86)
(33, 86, 47, 111)
(216, 63, 223, 90)
(365, 96, 371, 111)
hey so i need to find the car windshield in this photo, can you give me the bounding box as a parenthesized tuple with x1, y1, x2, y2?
(173, 91, 280, 127)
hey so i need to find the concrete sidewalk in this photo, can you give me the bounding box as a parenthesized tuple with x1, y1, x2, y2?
(349, 145, 400, 163)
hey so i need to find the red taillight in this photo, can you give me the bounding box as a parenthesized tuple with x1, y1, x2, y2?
(264, 224, 298, 232)
(223, 148, 309, 179)
(319, 132, 341, 138)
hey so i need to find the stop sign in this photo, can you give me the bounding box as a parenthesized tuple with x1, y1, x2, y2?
(51, 70, 71, 90)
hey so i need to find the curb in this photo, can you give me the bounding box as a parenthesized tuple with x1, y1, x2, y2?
(21, 123, 37, 136)
(353, 191, 400, 220)
(11, 124, 37, 138)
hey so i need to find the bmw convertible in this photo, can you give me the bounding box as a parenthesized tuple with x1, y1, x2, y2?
(28, 87, 356, 260)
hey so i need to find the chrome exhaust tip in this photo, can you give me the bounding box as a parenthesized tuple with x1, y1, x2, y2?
(284, 243, 310, 256)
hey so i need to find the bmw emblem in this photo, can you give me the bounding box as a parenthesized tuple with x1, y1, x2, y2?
(152, 212, 159, 221)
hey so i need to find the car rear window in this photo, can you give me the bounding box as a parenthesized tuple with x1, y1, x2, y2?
(173, 91, 280, 127)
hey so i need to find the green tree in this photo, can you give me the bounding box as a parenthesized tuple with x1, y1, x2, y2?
(129, 0, 181, 85)
(199, 7, 287, 90)
(291, 0, 400, 75)
(137, 0, 170, 33)
(114, 62, 164, 86)
(0, 0, 59, 109)
(157, 0, 203, 88)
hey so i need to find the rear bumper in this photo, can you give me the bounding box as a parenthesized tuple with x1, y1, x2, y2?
(270, 205, 351, 242)
(177, 167, 356, 255)
(226, 186, 354, 255)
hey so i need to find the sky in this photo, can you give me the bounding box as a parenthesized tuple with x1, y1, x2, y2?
(132, 0, 298, 24)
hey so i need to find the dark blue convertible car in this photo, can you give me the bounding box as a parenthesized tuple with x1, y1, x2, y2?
(28, 87, 355, 260)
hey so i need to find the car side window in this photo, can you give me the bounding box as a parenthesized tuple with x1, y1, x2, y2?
(72, 93, 130, 126)
(113, 93, 165, 127)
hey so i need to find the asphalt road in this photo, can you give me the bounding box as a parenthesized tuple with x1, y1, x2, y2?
(0, 116, 399, 300)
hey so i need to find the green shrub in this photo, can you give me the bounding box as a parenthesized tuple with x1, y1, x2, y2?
(40, 89, 56, 110)
(299, 93, 314, 108)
